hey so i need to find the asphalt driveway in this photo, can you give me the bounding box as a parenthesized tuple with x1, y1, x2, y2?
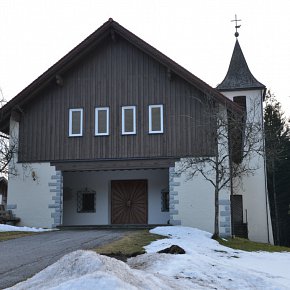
(0, 229, 131, 289)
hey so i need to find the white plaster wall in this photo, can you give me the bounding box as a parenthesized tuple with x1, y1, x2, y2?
(221, 89, 274, 244)
(172, 105, 232, 236)
(63, 169, 169, 225)
(7, 119, 57, 228)
(173, 161, 231, 234)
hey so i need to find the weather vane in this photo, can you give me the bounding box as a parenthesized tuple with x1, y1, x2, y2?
(231, 14, 241, 38)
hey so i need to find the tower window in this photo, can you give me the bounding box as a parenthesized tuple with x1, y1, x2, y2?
(233, 96, 246, 110)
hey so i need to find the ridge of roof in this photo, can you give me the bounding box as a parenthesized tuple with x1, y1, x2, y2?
(0, 19, 242, 133)
(216, 40, 265, 91)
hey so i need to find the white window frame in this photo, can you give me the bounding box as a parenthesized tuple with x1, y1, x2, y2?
(149, 104, 164, 134)
(69, 108, 83, 137)
(95, 107, 109, 136)
(122, 106, 136, 135)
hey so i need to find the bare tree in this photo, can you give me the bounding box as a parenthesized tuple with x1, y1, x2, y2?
(0, 89, 18, 176)
(176, 96, 263, 239)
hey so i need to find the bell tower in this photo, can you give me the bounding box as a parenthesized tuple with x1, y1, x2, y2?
(217, 16, 273, 244)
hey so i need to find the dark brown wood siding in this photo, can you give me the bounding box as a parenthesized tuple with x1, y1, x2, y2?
(18, 35, 214, 162)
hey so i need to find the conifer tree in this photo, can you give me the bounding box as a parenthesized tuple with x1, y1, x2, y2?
(264, 90, 290, 245)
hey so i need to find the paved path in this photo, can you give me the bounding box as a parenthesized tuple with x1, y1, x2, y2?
(0, 229, 130, 289)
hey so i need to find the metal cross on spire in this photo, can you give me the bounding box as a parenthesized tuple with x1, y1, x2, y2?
(231, 14, 241, 38)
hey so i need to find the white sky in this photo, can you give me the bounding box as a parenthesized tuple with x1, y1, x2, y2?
(1, 0, 290, 117)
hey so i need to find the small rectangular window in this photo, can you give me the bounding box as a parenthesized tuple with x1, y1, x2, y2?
(69, 108, 83, 137)
(122, 106, 136, 135)
(77, 190, 96, 213)
(95, 107, 109, 136)
(149, 105, 163, 133)
(161, 189, 169, 212)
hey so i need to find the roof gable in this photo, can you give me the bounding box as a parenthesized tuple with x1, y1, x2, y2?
(0, 19, 241, 133)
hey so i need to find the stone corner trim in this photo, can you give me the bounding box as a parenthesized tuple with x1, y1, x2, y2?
(48, 171, 63, 228)
(169, 166, 181, 225)
(219, 198, 231, 236)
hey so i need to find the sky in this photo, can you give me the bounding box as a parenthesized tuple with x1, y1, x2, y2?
(0, 0, 290, 117)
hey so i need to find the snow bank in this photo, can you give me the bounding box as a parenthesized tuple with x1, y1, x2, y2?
(8, 250, 184, 290)
(7, 226, 290, 290)
(0, 224, 53, 232)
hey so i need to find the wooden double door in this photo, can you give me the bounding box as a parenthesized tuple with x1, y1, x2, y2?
(111, 180, 148, 224)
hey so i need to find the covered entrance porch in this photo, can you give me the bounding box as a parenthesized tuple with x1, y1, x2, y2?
(62, 168, 170, 226)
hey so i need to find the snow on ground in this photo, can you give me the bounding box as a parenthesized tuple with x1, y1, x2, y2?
(132, 227, 290, 289)
(0, 224, 53, 232)
(7, 226, 290, 290)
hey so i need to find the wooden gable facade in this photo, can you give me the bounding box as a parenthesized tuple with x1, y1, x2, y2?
(0, 19, 240, 171)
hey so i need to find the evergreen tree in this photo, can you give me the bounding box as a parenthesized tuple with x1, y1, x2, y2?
(264, 90, 290, 246)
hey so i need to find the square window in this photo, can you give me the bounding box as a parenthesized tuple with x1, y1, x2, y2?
(149, 105, 163, 134)
(122, 106, 136, 135)
(95, 107, 109, 136)
(69, 108, 83, 136)
(77, 190, 96, 213)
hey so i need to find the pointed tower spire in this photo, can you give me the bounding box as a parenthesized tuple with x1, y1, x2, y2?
(217, 40, 265, 91)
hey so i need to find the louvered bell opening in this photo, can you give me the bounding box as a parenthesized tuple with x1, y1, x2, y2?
(151, 107, 161, 131)
(71, 111, 81, 134)
(124, 109, 134, 133)
(98, 110, 107, 134)
(233, 96, 246, 110)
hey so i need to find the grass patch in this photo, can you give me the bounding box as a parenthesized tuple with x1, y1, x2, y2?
(218, 237, 290, 252)
(0, 231, 37, 241)
(95, 230, 164, 260)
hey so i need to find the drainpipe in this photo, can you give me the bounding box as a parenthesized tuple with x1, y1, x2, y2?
(272, 159, 280, 245)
